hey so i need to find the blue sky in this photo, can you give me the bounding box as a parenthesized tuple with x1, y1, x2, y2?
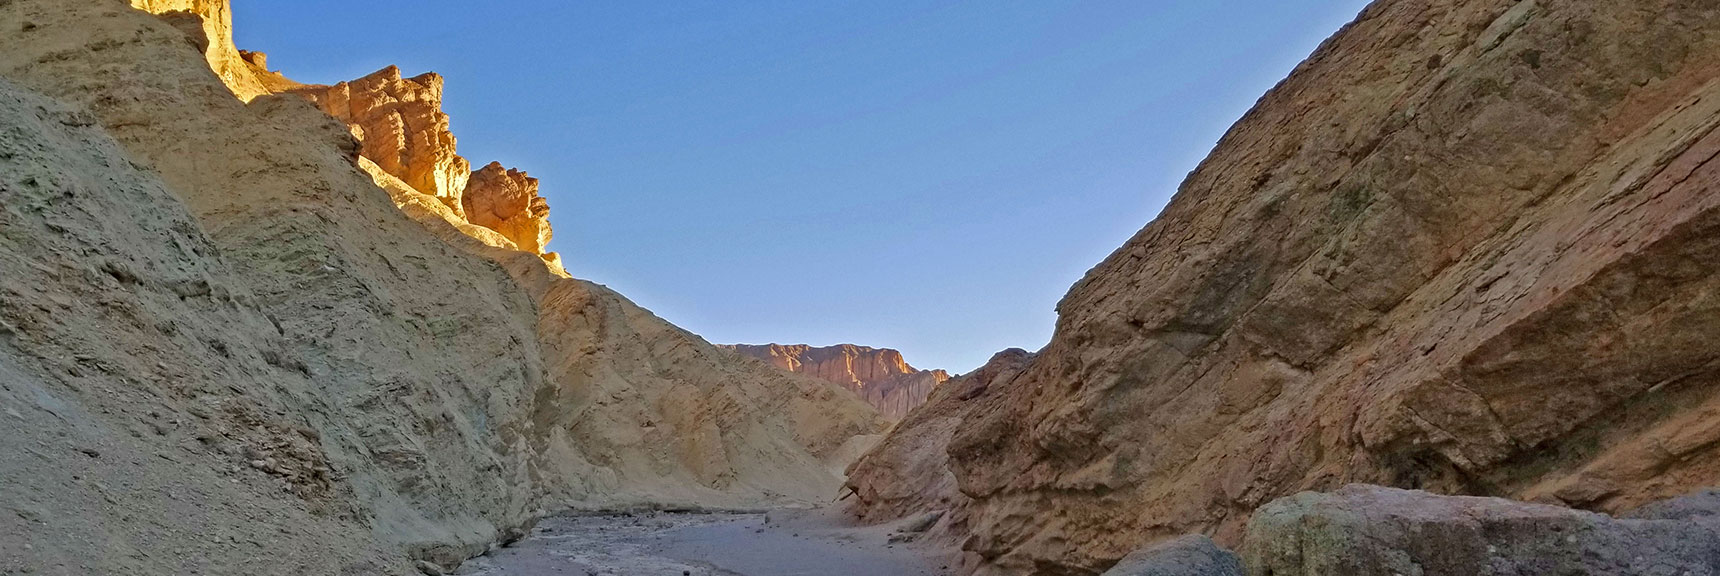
(233, 1, 1370, 373)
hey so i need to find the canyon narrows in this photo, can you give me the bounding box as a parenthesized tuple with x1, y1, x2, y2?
(4, 1, 1720, 576)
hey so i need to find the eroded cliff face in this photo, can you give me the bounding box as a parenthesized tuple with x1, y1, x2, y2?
(729, 344, 951, 421)
(0, 1, 885, 574)
(290, 68, 472, 218)
(845, 349, 1035, 527)
(289, 67, 561, 263)
(465, 162, 554, 254)
(125, 0, 283, 99)
(852, 0, 1720, 574)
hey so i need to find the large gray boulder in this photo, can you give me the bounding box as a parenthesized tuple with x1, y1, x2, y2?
(1243, 485, 1720, 576)
(1625, 489, 1720, 522)
(1102, 535, 1242, 576)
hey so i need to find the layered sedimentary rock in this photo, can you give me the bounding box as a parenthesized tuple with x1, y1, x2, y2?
(729, 344, 951, 421)
(852, 0, 1720, 573)
(290, 68, 561, 261)
(464, 162, 553, 254)
(0, 2, 885, 574)
(126, 0, 270, 99)
(846, 349, 1035, 525)
(290, 67, 472, 217)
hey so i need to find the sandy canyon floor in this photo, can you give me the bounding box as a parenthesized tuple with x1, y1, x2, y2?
(453, 509, 953, 576)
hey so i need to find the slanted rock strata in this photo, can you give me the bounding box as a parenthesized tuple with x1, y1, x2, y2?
(850, 0, 1720, 573)
(728, 344, 951, 421)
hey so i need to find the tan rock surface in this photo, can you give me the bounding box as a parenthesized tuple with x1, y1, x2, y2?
(464, 161, 554, 255)
(0, 1, 886, 574)
(0, 72, 417, 576)
(854, 1, 1720, 574)
(730, 344, 951, 421)
(126, 0, 270, 100)
(846, 349, 1035, 525)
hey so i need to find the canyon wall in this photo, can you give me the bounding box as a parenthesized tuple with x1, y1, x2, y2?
(0, 1, 884, 574)
(849, 0, 1720, 574)
(729, 343, 951, 421)
(845, 349, 1035, 527)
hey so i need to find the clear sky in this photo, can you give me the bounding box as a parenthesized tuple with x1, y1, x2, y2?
(232, 1, 1370, 373)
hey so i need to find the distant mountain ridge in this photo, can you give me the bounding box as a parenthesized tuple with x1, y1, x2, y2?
(726, 344, 950, 421)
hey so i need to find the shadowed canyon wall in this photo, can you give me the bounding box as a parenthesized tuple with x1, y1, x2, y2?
(0, 1, 885, 574)
(847, 0, 1720, 574)
(729, 344, 952, 421)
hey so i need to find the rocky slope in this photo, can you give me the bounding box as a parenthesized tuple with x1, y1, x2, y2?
(0, 1, 885, 574)
(848, 0, 1720, 573)
(729, 343, 951, 421)
(844, 349, 1035, 545)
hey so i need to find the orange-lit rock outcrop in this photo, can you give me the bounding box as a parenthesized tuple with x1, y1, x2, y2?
(126, 0, 272, 99)
(290, 67, 472, 217)
(464, 162, 554, 255)
(290, 68, 560, 261)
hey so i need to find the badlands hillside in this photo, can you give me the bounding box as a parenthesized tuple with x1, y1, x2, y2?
(847, 0, 1720, 574)
(0, 1, 887, 574)
(728, 344, 950, 421)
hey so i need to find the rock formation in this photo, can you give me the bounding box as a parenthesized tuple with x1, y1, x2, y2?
(849, 0, 1720, 573)
(728, 344, 951, 421)
(0, 2, 885, 574)
(464, 161, 554, 254)
(845, 349, 1035, 534)
(125, 0, 271, 99)
(290, 67, 472, 218)
(290, 67, 562, 263)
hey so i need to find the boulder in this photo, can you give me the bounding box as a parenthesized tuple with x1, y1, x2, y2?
(1624, 489, 1720, 522)
(1102, 535, 1242, 576)
(1243, 485, 1720, 576)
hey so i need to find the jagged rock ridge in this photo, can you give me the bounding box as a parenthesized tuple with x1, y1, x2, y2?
(0, 1, 886, 574)
(465, 161, 554, 255)
(728, 344, 951, 421)
(289, 67, 559, 264)
(848, 0, 1720, 574)
(290, 67, 472, 218)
